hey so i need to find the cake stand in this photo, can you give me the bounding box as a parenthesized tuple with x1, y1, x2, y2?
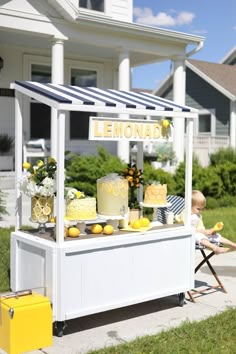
(66, 217, 105, 235)
(96, 214, 129, 230)
(139, 202, 171, 222)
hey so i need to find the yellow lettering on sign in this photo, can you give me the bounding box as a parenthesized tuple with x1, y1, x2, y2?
(113, 122, 124, 138)
(133, 123, 144, 138)
(153, 123, 161, 138)
(103, 121, 112, 137)
(94, 120, 102, 137)
(91, 119, 167, 140)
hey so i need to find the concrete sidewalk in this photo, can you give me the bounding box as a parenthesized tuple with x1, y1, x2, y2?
(1, 189, 236, 354)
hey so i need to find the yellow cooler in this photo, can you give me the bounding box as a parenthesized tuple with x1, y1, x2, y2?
(0, 290, 52, 354)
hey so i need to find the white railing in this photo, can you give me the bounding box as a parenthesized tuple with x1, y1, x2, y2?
(192, 135, 229, 166)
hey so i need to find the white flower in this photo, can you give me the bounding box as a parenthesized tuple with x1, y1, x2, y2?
(67, 188, 77, 199)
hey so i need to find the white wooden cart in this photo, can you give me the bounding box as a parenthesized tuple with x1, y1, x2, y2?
(11, 81, 198, 336)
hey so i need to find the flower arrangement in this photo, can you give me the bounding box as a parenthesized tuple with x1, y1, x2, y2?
(122, 164, 143, 209)
(20, 157, 57, 197)
(65, 187, 85, 200)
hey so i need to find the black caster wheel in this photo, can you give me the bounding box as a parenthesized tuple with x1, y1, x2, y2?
(54, 321, 66, 337)
(178, 292, 185, 307)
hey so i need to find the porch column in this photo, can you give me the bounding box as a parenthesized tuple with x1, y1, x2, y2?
(229, 101, 236, 148)
(172, 56, 186, 163)
(51, 38, 64, 159)
(117, 49, 130, 163)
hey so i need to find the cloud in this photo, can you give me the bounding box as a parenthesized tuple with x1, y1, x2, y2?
(133, 7, 195, 27)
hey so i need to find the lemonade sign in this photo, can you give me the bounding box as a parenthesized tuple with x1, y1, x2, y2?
(89, 117, 172, 141)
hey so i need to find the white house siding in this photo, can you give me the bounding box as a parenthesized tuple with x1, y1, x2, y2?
(0, 43, 116, 155)
(111, 0, 132, 22)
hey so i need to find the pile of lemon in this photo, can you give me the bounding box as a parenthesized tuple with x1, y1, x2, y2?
(90, 224, 114, 235)
(130, 217, 150, 229)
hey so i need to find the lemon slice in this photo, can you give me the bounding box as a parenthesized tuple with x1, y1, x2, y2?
(112, 186, 120, 197)
(30, 215, 38, 223)
(33, 206, 42, 216)
(38, 214, 48, 223)
(38, 197, 47, 206)
(43, 206, 51, 215)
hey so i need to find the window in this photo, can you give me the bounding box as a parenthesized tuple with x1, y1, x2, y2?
(30, 65, 51, 139)
(70, 68, 97, 139)
(80, 0, 104, 12)
(196, 109, 216, 136)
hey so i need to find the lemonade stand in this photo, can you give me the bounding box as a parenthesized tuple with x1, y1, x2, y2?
(11, 81, 198, 335)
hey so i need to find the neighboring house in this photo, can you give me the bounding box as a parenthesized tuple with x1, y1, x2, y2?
(0, 0, 204, 167)
(154, 48, 236, 166)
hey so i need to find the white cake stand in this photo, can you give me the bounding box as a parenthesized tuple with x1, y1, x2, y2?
(65, 216, 105, 235)
(96, 214, 128, 230)
(139, 202, 171, 222)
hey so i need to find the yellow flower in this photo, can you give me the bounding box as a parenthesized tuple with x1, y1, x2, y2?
(37, 160, 44, 167)
(48, 157, 56, 164)
(23, 162, 31, 170)
(75, 191, 82, 199)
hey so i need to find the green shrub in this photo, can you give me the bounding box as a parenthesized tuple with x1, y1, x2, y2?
(173, 159, 223, 198)
(214, 162, 236, 196)
(65, 146, 126, 197)
(205, 197, 220, 209)
(210, 147, 236, 166)
(0, 190, 8, 216)
(0, 228, 11, 292)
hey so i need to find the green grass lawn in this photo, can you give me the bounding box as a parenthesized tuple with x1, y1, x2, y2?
(88, 307, 236, 354)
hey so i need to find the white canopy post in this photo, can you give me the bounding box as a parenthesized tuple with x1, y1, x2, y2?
(55, 109, 66, 245)
(117, 49, 130, 163)
(51, 38, 64, 159)
(173, 56, 186, 163)
(185, 117, 194, 226)
(14, 90, 23, 230)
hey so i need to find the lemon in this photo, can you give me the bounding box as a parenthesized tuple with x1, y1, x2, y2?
(23, 162, 31, 170)
(213, 222, 224, 231)
(162, 119, 170, 128)
(91, 224, 103, 234)
(130, 220, 141, 229)
(103, 225, 114, 235)
(68, 227, 80, 237)
(50, 216, 56, 223)
(139, 217, 150, 227)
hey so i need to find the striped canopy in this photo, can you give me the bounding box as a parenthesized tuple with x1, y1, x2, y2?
(14, 80, 198, 118)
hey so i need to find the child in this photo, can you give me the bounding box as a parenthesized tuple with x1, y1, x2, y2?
(191, 190, 236, 254)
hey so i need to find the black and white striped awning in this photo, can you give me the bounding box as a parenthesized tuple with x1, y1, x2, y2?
(13, 80, 198, 118)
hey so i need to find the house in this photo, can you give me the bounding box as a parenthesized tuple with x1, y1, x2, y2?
(0, 0, 204, 168)
(154, 47, 236, 166)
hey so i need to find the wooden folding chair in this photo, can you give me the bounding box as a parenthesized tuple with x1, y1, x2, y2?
(158, 195, 227, 302)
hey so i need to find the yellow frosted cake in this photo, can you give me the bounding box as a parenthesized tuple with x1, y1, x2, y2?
(97, 174, 128, 216)
(66, 197, 97, 220)
(144, 184, 167, 205)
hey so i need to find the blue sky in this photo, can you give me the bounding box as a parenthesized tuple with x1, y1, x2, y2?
(132, 0, 236, 90)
